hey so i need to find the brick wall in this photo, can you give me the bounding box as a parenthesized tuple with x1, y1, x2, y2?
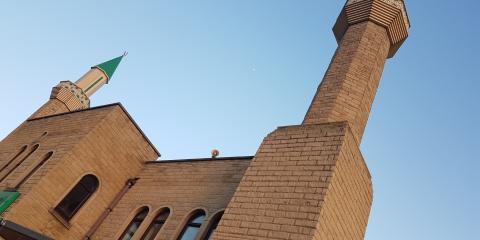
(214, 122, 371, 240)
(313, 125, 372, 239)
(93, 158, 250, 240)
(0, 2, 407, 239)
(0, 104, 158, 240)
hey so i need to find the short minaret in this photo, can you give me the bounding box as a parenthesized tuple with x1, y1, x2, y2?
(75, 55, 125, 97)
(30, 54, 125, 119)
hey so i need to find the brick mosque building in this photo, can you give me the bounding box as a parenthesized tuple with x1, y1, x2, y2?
(0, 0, 409, 239)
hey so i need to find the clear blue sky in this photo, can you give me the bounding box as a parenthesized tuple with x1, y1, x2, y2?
(0, 0, 478, 239)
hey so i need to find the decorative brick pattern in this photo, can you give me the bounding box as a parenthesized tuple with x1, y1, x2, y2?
(346, 0, 409, 30)
(334, 0, 409, 57)
(50, 81, 90, 111)
(29, 81, 90, 119)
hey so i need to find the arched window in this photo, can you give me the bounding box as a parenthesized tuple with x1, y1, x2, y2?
(54, 174, 99, 221)
(0, 144, 39, 182)
(203, 211, 223, 240)
(140, 208, 170, 240)
(178, 210, 206, 240)
(119, 207, 149, 240)
(14, 151, 53, 189)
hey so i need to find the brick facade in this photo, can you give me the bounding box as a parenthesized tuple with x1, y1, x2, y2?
(92, 158, 251, 240)
(213, 123, 371, 240)
(0, 105, 158, 239)
(0, 1, 410, 239)
(313, 124, 372, 239)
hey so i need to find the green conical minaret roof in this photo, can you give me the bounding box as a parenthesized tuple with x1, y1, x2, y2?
(92, 54, 125, 81)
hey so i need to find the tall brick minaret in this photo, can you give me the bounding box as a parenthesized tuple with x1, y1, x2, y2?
(215, 1, 410, 239)
(30, 54, 125, 119)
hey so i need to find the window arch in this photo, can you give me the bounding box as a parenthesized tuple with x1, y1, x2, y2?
(119, 207, 150, 240)
(140, 208, 170, 240)
(0, 144, 39, 182)
(54, 174, 99, 221)
(14, 151, 54, 189)
(203, 211, 224, 240)
(178, 210, 207, 240)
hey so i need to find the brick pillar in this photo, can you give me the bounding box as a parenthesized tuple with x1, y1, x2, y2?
(215, 1, 410, 240)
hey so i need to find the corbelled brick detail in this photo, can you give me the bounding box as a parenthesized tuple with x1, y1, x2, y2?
(335, 0, 410, 57)
(50, 81, 90, 111)
(30, 81, 90, 119)
(303, 22, 390, 143)
(214, 122, 372, 240)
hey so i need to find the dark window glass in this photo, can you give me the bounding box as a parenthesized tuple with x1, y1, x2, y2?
(15, 151, 53, 189)
(120, 207, 149, 240)
(140, 209, 170, 240)
(178, 210, 206, 240)
(204, 211, 223, 240)
(0, 144, 38, 182)
(54, 174, 99, 221)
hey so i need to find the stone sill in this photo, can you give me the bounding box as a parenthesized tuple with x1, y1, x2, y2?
(48, 208, 71, 229)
